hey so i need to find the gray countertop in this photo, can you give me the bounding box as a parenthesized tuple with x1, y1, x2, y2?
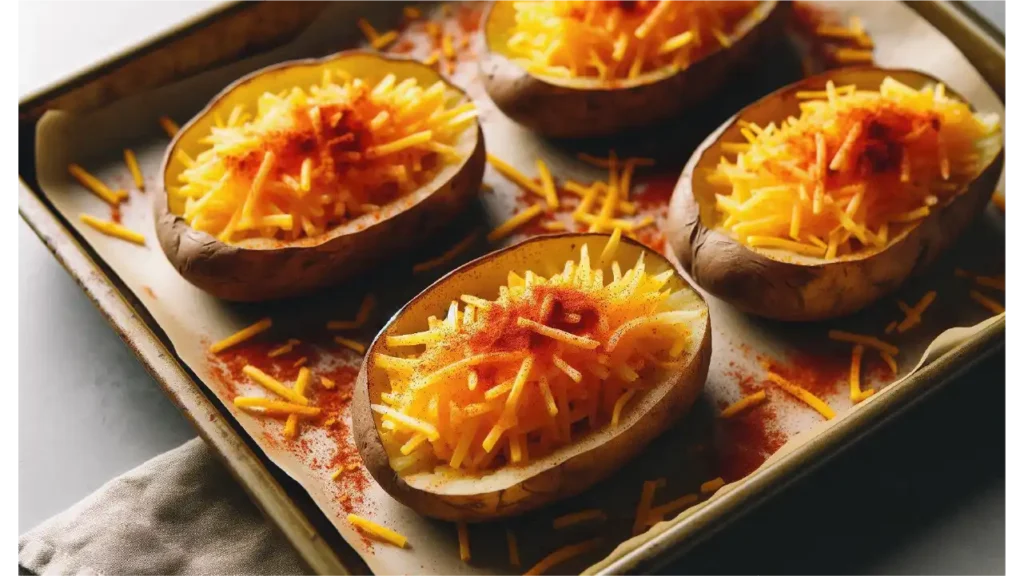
(19, 2, 1005, 573)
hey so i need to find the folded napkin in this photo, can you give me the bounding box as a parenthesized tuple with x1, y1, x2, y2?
(19, 438, 308, 575)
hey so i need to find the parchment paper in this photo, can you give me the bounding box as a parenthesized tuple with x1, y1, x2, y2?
(34, 2, 1004, 574)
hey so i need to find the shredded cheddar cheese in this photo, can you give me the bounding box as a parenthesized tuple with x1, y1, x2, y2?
(159, 116, 179, 138)
(335, 336, 367, 354)
(993, 192, 1005, 212)
(578, 153, 655, 170)
(328, 295, 377, 330)
(123, 149, 145, 190)
(372, 239, 703, 474)
(816, 16, 873, 49)
(611, 389, 636, 426)
(68, 164, 128, 205)
(897, 291, 937, 333)
(632, 479, 661, 535)
(553, 509, 607, 529)
(536, 158, 559, 209)
(833, 47, 874, 64)
(268, 338, 301, 358)
(210, 317, 273, 353)
(358, 18, 381, 43)
(700, 477, 725, 495)
(441, 32, 455, 59)
(488, 204, 544, 242)
(524, 538, 602, 576)
(856, 385, 880, 399)
(719, 390, 766, 418)
(457, 521, 471, 561)
(347, 514, 408, 547)
(646, 493, 698, 526)
(504, 1, 755, 81)
(78, 214, 146, 245)
(486, 153, 546, 197)
(569, 153, 654, 233)
(958, 269, 1005, 291)
(974, 276, 1005, 291)
(506, 528, 521, 567)
(233, 396, 320, 416)
(372, 30, 399, 50)
(766, 371, 835, 420)
(171, 71, 476, 243)
(413, 232, 480, 273)
(564, 180, 636, 214)
(283, 367, 312, 439)
(711, 77, 1001, 258)
(969, 290, 1004, 315)
(847, 16, 870, 45)
(243, 365, 310, 405)
(880, 351, 898, 375)
(828, 330, 899, 356)
(848, 344, 874, 402)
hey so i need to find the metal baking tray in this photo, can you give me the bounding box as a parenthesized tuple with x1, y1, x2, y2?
(18, 2, 1004, 574)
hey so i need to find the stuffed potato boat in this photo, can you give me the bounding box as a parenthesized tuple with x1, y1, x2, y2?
(667, 67, 1004, 321)
(156, 51, 486, 301)
(353, 233, 711, 521)
(479, 0, 786, 138)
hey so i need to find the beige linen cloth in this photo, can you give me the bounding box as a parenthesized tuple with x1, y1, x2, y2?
(19, 438, 309, 575)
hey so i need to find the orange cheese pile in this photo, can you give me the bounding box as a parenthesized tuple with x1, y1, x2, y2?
(710, 77, 1001, 258)
(347, 514, 408, 547)
(172, 70, 477, 243)
(505, 1, 756, 81)
(372, 238, 705, 473)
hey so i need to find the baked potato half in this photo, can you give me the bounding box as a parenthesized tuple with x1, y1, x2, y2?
(353, 234, 711, 521)
(479, 0, 786, 139)
(666, 67, 1004, 321)
(156, 51, 486, 301)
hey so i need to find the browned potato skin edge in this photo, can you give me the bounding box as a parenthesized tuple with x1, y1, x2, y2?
(478, 1, 788, 139)
(666, 69, 1005, 322)
(352, 234, 712, 522)
(154, 51, 486, 302)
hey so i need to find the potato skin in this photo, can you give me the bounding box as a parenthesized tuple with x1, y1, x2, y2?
(352, 234, 712, 521)
(478, 1, 786, 139)
(154, 53, 486, 302)
(666, 69, 1005, 321)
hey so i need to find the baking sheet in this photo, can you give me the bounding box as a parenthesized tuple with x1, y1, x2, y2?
(33, 2, 1004, 574)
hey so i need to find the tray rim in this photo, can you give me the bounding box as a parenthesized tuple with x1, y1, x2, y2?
(18, 2, 1005, 575)
(596, 318, 1005, 574)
